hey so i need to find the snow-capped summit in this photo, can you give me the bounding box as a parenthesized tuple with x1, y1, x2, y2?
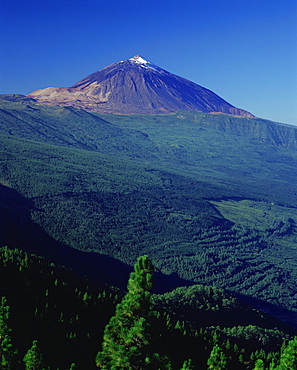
(128, 55, 162, 72)
(27, 56, 254, 117)
(129, 55, 150, 64)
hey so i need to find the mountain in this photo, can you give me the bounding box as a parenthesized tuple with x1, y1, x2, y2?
(27, 55, 254, 116)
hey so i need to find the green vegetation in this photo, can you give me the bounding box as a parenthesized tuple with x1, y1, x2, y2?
(0, 246, 119, 369)
(23, 340, 44, 370)
(0, 296, 18, 369)
(0, 247, 296, 370)
(0, 95, 297, 329)
(207, 344, 227, 370)
(0, 248, 296, 369)
(96, 255, 170, 369)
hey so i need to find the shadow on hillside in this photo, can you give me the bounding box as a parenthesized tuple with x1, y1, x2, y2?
(1, 184, 296, 334)
(233, 292, 297, 333)
(0, 184, 191, 292)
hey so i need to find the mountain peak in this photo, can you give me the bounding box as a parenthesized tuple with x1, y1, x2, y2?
(129, 55, 150, 64)
(27, 56, 254, 117)
(127, 55, 162, 72)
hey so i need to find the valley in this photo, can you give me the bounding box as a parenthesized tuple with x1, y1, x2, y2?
(1, 95, 297, 327)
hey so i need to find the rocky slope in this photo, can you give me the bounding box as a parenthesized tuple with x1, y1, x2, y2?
(27, 55, 254, 116)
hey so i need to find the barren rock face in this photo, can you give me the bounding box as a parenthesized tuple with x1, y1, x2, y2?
(27, 55, 254, 117)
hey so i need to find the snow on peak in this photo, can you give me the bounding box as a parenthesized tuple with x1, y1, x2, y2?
(128, 55, 163, 72)
(129, 55, 150, 64)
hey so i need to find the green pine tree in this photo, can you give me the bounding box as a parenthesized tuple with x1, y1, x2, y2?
(96, 255, 171, 369)
(180, 359, 194, 369)
(0, 297, 18, 370)
(277, 336, 297, 370)
(23, 340, 44, 370)
(253, 359, 265, 370)
(207, 344, 227, 370)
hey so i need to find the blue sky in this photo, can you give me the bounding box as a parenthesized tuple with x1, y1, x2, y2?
(1, 0, 297, 125)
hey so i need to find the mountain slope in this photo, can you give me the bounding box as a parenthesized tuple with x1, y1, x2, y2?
(0, 94, 159, 159)
(1, 96, 297, 327)
(1, 95, 297, 152)
(27, 55, 254, 116)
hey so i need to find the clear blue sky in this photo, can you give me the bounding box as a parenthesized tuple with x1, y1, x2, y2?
(1, 0, 297, 125)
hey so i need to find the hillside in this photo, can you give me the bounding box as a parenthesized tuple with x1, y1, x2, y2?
(0, 247, 295, 369)
(0, 94, 297, 329)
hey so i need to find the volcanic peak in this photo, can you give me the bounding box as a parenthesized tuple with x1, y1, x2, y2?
(27, 55, 254, 117)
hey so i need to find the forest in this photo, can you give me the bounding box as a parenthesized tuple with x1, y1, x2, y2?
(1, 248, 296, 369)
(0, 95, 297, 367)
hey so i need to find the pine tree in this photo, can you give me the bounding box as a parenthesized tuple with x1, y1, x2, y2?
(277, 336, 297, 370)
(180, 359, 194, 369)
(23, 340, 44, 370)
(0, 297, 18, 370)
(207, 344, 227, 370)
(96, 255, 171, 369)
(253, 358, 265, 370)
